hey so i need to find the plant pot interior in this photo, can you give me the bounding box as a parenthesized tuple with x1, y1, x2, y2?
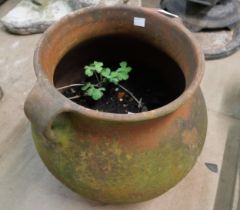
(54, 34, 186, 114)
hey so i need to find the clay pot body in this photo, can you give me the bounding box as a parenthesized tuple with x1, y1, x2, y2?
(24, 6, 207, 204)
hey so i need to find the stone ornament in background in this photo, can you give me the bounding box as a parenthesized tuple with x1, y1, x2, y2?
(0, 0, 6, 5)
(0, 0, 141, 35)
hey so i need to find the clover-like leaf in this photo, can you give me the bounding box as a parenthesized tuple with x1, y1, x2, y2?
(84, 66, 94, 77)
(125, 66, 132, 73)
(81, 82, 91, 91)
(93, 61, 103, 73)
(109, 71, 120, 84)
(82, 61, 133, 101)
(117, 71, 129, 80)
(101, 68, 111, 78)
(119, 61, 132, 73)
(92, 87, 105, 100)
(120, 61, 127, 68)
(86, 85, 95, 96)
(83, 84, 106, 101)
(84, 61, 104, 77)
(110, 78, 119, 85)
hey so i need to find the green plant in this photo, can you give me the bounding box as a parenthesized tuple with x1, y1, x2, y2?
(58, 61, 142, 108)
(81, 83, 106, 101)
(81, 61, 132, 100)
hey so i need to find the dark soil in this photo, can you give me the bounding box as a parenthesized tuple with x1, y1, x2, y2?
(61, 83, 148, 114)
(54, 34, 186, 114)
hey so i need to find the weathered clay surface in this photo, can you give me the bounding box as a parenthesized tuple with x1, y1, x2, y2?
(1, 0, 141, 35)
(32, 89, 207, 203)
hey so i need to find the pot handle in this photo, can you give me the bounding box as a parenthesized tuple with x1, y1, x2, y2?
(24, 80, 68, 140)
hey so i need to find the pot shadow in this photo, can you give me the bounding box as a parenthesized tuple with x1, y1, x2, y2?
(213, 82, 240, 210)
(48, 180, 155, 210)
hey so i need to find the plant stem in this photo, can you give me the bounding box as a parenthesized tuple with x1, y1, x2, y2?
(57, 83, 85, 91)
(95, 73, 100, 83)
(68, 95, 80, 100)
(58, 83, 143, 109)
(117, 84, 142, 108)
(95, 81, 105, 87)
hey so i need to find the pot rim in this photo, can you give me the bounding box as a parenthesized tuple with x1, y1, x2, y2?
(34, 6, 205, 122)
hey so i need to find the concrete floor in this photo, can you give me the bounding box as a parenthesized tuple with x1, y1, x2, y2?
(1, 1, 240, 210)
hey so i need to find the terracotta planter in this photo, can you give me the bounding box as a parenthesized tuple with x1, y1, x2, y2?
(24, 6, 207, 204)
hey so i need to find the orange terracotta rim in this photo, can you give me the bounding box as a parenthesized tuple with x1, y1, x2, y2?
(34, 6, 205, 122)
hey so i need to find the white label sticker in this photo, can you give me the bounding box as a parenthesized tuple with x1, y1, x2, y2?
(133, 17, 145, 27)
